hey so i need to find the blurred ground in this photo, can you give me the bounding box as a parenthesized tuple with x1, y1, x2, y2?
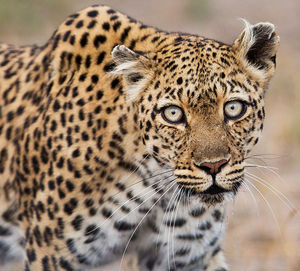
(0, 0, 299, 270)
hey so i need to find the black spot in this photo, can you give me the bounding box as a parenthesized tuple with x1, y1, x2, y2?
(87, 10, 98, 17)
(32, 156, 40, 174)
(89, 208, 97, 216)
(75, 20, 83, 28)
(6, 111, 14, 122)
(66, 238, 76, 254)
(71, 215, 83, 231)
(107, 9, 116, 14)
(27, 248, 36, 262)
(85, 55, 91, 68)
(63, 30, 71, 41)
(84, 198, 94, 207)
(120, 26, 131, 43)
(41, 146, 49, 164)
(177, 77, 183, 85)
(81, 131, 89, 141)
(97, 52, 106, 65)
(59, 258, 74, 271)
(85, 224, 99, 236)
(42, 256, 51, 271)
(177, 233, 203, 240)
(111, 78, 119, 89)
(209, 237, 218, 246)
(0, 226, 11, 236)
(102, 207, 112, 218)
(69, 35, 75, 45)
(102, 22, 110, 31)
(72, 149, 80, 158)
(87, 20, 97, 29)
(113, 21, 121, 31)
(199, 221, 212, 231)
(175, 247, 191, 256)
(80, 33, 89, 48)
(66, 180, 75, 192)
(164, 218, 186, 227)
(103, 62, 116, 72)
(91, 74, 99, 84)
(94, 35, 107, 48)
(64, 198, 78, 215)
(212, 246, 221, 256)
(114, 220, 136, 231)
(190, 207, 206, 217)
(81, 182, 93, 194)
(16, 105, 25, 115)
(75, 55, 82, 69)
(212, 210, 222, 222)
(65, 20, 73, 26)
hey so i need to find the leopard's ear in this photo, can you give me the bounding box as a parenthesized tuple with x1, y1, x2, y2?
(233, 20, 280, 80)
(111, 45, 154, 101)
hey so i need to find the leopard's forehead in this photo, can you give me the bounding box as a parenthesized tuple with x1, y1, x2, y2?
(150, 38, 261, 107)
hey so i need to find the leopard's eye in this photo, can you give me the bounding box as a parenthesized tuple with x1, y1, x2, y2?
(224, 100, 247, 120)
(162, 105, 185, 124)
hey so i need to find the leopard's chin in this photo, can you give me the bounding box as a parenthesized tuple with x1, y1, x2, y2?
(179, 182, 242, 205)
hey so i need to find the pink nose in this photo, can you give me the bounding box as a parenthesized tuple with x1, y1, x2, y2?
(196, 159, 229, 175)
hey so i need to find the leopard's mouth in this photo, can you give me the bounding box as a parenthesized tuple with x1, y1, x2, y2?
(201, 184, 229, 195)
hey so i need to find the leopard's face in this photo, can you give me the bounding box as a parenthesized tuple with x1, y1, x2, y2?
(112, 22, 279, 204)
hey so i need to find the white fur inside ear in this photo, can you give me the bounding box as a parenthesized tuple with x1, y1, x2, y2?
(125, 76, 152, 102)
(239, 19, 255, 54)
(111, 45, 153, 102)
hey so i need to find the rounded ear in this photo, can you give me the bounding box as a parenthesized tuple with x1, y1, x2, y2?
(111, 45, 154, 101)
(233, 20, 280, 80)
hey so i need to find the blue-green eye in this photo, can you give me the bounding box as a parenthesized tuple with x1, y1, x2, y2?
(224, 100, 247, 120)
(162, 105, 185, 124)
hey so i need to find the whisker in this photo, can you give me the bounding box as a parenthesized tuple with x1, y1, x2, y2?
(171, 187, 183, 269)
(120, 180, 178, 269)
(244, 179, 281, 233)
(245, 163, 285, 183)
(245, 163, 278, 170)
(245, 172, 296, 212)
(167, 186, 181, 271)
(156, 185, 179, 251)
(98, 168, 174, 207)
(245, 153, 284, 160)
(166, 186, 180, 271)
(241, 182, 259, 215)
(90, 174, 174, 235)
(117, 176, 174, 224)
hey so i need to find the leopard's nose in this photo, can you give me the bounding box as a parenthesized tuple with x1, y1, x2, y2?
(194, 158, 229, 175)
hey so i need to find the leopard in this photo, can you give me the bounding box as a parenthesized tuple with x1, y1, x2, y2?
(0, 4, 279, 271)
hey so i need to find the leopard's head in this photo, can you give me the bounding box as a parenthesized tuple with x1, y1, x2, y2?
(112, 21, 279, 204)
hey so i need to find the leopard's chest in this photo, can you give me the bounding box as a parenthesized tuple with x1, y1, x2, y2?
(63, 158, 226, 269)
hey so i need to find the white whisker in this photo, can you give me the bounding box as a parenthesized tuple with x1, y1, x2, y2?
(241, 181, 259, 215)
(244, 179, 281, 233)
(245, 172, 296, 212)
(167, 186, 181, 271)
(171, 187, 183, 269)
(120, 180, 177, 269)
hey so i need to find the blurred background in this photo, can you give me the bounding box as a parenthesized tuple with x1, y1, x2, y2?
(0, 0, 299, 270)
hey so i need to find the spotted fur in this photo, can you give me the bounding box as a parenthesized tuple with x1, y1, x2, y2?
(0, 5, 279, 271)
